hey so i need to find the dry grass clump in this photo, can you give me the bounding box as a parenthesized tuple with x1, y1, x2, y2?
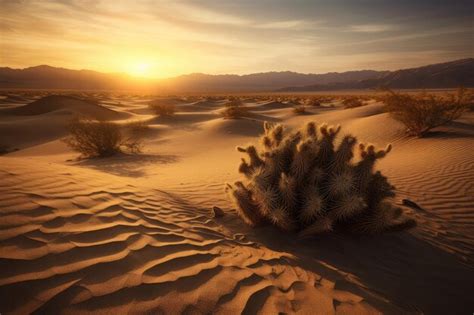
(462, 90, 474, 111)
(293, 105, 307, 114)
(63, 118, 146, 158)
(221, 98, 249, 119)
(306, 98, 321, 107)
(226, 121, 415, 237)
(343, 97, 364, 109)
(384, 88, 470, 137)
(149, 103, 176, 117)
(122, 120, 149, 153)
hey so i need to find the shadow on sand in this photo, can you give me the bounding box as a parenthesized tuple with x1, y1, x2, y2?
(217, 214, 474, 315)
(74, 153, 179, 177)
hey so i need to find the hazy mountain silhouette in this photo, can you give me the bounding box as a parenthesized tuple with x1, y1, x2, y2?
(161, 70, 387, 92)
(0, 65, 154, 91)
(278, 58, 474, 91)
(1, 59, 472, 92)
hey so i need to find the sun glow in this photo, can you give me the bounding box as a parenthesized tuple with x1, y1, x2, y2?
(128, 62, 151, 78)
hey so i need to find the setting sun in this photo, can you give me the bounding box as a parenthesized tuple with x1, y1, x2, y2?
(128, 62, 151, 77)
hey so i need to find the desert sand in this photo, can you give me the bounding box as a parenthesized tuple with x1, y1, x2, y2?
(0, 93, 473, 314)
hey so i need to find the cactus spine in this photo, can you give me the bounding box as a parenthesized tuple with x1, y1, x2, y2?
(226, 121, 415, 237)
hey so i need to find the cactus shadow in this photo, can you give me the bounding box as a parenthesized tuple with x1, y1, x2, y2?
(246, 227, 473, 315)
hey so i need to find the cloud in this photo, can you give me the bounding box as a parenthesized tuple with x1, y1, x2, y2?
(164, 2, 250, 26)
(0, 0, 472, 77)
(255, 20, 322, 31)
(348, 24, 397, 33)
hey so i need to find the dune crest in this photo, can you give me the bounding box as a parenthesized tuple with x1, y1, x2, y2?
(1, 95, 129, 120)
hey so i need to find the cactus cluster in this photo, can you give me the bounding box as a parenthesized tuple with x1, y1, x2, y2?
(226, 121, 416, 237)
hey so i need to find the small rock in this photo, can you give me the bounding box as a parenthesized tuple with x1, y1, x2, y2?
(212, 206, 225, 218)
(402, 199, 424, 211)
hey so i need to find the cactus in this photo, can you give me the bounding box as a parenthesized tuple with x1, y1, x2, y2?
(226, 121, 415, 237)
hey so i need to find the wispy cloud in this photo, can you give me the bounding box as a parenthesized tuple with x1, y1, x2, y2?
(348, 24, 398, 33)
(255, 20, 322, 31)
(164, 2, 250, 26)
(0, 0, 472, 77)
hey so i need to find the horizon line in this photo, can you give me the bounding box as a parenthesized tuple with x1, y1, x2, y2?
(1, 57, 472, 80)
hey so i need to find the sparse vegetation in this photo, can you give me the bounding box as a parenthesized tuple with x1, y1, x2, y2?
(459, 89, 474, 111)
(306, 98, 321, 107)
(384, 88, 470, 137)
(226, 121, 415, 237)
(293, 105, 307, 114)
(343, 97, 364, 109)
(122, 121, 149, 153)
(221, 98, 249, 119)
(62, 118, 146, 157)
(149, 103, 176, 117)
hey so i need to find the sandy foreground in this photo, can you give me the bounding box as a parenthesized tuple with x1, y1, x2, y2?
(0, 94, 473, 314)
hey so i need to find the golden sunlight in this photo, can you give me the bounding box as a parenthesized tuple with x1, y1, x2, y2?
(0, 1, 473, 314)
(127, 62, 151, 78)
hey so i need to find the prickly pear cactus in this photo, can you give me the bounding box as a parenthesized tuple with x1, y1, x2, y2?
(226, 121, 416, 237)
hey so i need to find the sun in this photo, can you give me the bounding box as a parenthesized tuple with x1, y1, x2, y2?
(128, 62, 151, 77)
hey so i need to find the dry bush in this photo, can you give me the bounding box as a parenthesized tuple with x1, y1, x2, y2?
(149, 103, 176, 117)
(290, 97, 302, 105)
(306, 98, 321, 107)
(343, 97, 364, 109)
(62, 118, 146, 157)
(226, 121, 415, 237)
(293, 105, 307, 114)
(319, 96, 334, 104)
(122, 121, 149, 153)
(221, 98, 249, 119)
(384, 88, 469, 137)
(465, 90, 474, 111)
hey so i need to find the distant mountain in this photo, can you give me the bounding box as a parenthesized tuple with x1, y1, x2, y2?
(1, 59, 472, 92)
(278, 58, 474, 91)
(0, 65, 155, 91)
(0, 65, 386, 92)
(161, 70, 388, 92)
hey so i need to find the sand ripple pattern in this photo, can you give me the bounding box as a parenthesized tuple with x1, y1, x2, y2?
(382, 138, 474, 264)
(0, 159, 393, 314)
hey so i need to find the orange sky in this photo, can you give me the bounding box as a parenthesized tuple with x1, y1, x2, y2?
(1, 0, 472, 78)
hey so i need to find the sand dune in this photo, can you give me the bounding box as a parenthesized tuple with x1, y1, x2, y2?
(0, 95, 134, 150)
(1, 159, 405, 314)
(246, 100, 290, 111)
(1, 94, 473, 314)
(1, 95, 129, 120)
(199, 117, 265, 137)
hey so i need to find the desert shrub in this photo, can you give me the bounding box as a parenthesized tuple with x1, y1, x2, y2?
(122, 121, 149, 153)
(343, 97, 364, 109)
(463, 89, 474, 111)
(306, 98, 321, 107)
(226, 121, 415, 237)
(319, 96, 334, 104)
(291, 97, 302, 105)
(384, 88, 469, 137)
(221, 98, 249, 119)
(293, 105, 307, 114)
(63, 118, 145, 157)
(149, 103, 176, 117)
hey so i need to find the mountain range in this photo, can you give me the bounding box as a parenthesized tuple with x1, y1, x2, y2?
(0, 58, 472, 93)
(278, 58, 474, 92)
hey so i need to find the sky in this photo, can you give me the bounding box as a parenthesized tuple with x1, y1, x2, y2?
(0, 0, 473, 78)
